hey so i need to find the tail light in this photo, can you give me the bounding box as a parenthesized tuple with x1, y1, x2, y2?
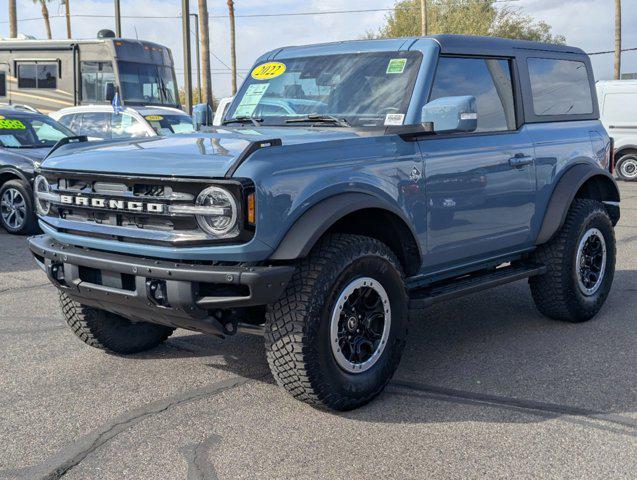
(608, 137, 615, 174)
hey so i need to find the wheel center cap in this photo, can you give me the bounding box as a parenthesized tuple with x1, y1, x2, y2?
(346, 316, 358, 332)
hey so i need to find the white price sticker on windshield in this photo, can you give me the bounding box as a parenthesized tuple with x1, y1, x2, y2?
(384, 113, 405, 126)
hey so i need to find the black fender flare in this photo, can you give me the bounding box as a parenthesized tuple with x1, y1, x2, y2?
(269, 192, 421, 261)
(536, 163, 620, 245)
(0, 166, 32, 186)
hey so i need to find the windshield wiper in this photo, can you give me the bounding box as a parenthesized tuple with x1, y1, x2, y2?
(222, 116, 264, 127)
(285, 113, 350, 127)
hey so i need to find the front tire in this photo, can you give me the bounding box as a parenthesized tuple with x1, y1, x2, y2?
(0, 179, 37, 235)
(529, 199, 616, 322)
(60, 292, 175, 354)
(265, 234, 408, 410)
(615, 154, 637, 182)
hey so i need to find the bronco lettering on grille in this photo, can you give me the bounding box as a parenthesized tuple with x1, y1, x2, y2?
(59, 195, 165, 213)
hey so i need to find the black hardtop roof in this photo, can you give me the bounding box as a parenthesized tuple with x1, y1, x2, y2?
(428, 34, 585, 56)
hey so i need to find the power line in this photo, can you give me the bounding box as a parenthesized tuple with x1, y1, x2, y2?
(0, 2, 521, 24)
(587, 47, 637, 56)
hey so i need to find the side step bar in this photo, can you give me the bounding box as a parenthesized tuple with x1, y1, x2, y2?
(409, 264, 546, 310)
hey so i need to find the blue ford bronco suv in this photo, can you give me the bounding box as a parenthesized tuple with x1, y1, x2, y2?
(29, 35, 619, 410)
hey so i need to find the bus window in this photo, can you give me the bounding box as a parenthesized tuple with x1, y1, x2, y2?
(17, 62, 57, 89)
(81, 62, 115, 102)
(118, 61, 178, 106)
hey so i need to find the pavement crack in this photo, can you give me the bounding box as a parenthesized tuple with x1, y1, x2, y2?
(0, 283, 51, 296)
(181, 435, 221, 480)
(2, 377, 249, 480)
(389, 379, 637, 436)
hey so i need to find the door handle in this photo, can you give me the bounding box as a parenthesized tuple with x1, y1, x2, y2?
(508, 154, 534, 168)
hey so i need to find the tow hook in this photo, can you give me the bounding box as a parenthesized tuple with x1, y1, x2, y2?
(146, 279, 169, 307)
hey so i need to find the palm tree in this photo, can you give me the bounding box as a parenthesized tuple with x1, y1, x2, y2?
(33, 0, 53, 39)
(9, 0, 17, 38)
(198, 0, 213, 108)
(614, 0, 622, 80)
(227, 0, 237, 94)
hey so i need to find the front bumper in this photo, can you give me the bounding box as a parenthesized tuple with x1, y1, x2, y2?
(28, 235, 295, 336)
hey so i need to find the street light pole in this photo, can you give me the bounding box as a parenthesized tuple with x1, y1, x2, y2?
(181, 0, 193, 114)
(190, 13, 201, 102)
(114, 0, 122, 37)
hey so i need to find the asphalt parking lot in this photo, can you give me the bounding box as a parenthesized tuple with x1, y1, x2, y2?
(0, 184, 635, 480)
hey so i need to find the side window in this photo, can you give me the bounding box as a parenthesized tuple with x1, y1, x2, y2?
(527, 58, 593, 116)
(79, 112, 111, 139)
(81, 62, 115, 102)
(17, 62, 58, 89)
(429, 57, 516, 132)
(0, 72, 6, 97)
(57, 114, 75, 129)
(111, 113, 149, 139)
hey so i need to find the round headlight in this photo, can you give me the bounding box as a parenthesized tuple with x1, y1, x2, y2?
(195, 186, 238, 236)
(34, 175, 51, 215)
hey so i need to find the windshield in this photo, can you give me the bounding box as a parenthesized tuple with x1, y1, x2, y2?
(118, 61, 179, 106)
(0, 115, 73, 148)
(143, 113, 194, 135)
(226, 52, 422, 127)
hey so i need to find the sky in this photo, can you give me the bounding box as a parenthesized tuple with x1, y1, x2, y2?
(0, 0, 635, 99)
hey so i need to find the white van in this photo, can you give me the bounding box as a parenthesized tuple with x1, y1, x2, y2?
(597, 80, 637, 181)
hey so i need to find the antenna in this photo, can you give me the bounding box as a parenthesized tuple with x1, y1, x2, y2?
(134, 25, 139, 40)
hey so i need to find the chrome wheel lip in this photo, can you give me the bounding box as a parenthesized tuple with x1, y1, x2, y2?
(1, 187, 27, 230)
(619, 157, 637, 179)
(330, 277, 391, 374)
(576, 228, 607, 296)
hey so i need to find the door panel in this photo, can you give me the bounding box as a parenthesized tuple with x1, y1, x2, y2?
(420, 130, 536, 271)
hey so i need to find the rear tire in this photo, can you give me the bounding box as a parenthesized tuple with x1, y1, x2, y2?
(529, 199, 615, 322)
(265, 234, 408, 410)
(615, 154, 637, 182)
(0, 179, 38, 235)
(60, 292, 175, 354)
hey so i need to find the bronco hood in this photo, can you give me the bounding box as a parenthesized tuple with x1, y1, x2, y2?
(42, 128, 367, 178)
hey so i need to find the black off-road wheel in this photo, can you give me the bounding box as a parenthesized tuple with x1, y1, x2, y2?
(529, 199, 616, 322)
(60, 292, 175, 354)
(0, 179, 38, 235)
(265, 234, 408, 410)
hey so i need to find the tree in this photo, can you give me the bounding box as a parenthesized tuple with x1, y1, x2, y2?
(614, 0, 621, 80)
(198, 0, 214, 108)
(371, 0, 565, 44)
(33, 0, 53, 39)
(62, 0, 71, 39)
(9, 0, 17, 38)
(227, 0, 238, 95)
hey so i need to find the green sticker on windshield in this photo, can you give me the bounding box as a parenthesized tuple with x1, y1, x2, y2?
(386, 58, 407, 74)
(0, 119, 26, 130)
(234, 84, 269, 118)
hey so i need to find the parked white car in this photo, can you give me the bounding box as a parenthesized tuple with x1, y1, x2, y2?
(597, 80, 637, 181)
(50, 105, 194, 140)
(213, 97, 233, 126)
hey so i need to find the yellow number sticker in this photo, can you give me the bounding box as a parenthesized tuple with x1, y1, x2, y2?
(0, 119, 26, 130)
(145, 115, 164, 121)
(251, 62, 286, 80)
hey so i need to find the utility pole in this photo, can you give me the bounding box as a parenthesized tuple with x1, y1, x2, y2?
(614, 0, 621, 80)
(190, 13, 201, 102)
(114, 0, 122, 37)
(64, 0, 72, 39)
(182, 0, 193, 113)
(420, 0, 428, 36)
(196, 0, 213, 109)
(227, 0, 237, 95)
(9, 0, 17, 38)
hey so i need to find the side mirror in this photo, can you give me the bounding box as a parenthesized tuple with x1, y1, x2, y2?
(192, 103, 213, 130)
(105, 82, 116, 102)
(422, 95, 477, 133)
